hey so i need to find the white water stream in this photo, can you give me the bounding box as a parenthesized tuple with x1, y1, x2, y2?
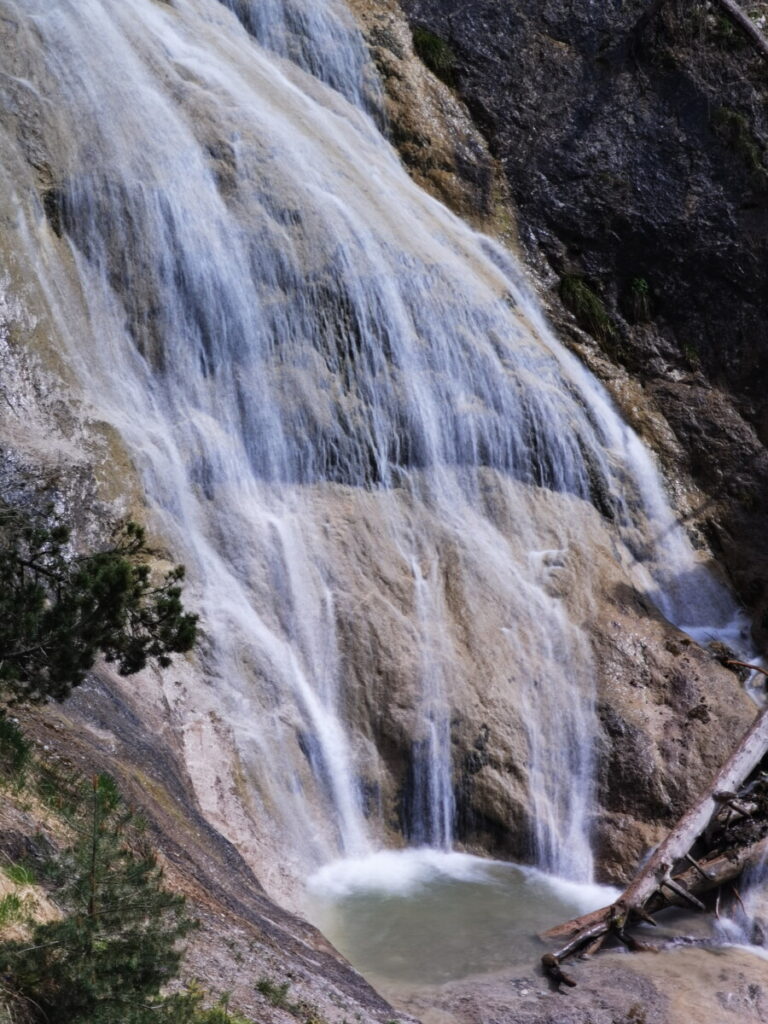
(0, 0, 754, 943)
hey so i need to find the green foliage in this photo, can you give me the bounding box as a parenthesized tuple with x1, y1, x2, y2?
(412, 27, 456, 85)
(0, 717, 30, 779)
(256, 978, 328, 1024)
(0, 774, 197, 1024)
(159, 986, 254, 1024)
(712, 106, 768, 183)
(2, 865, 34, 888)
(709, 10, 745, 47)
(0, 506, 198, 704)
(257, 977, 293, 1009)
(34, 761, 84, 817)
(559, 276, 616, 342)
(681, 340, 701, 368)
(628, 276, 651, 322)
(0, 893, 31, 929)
(620, 275, 652, 324)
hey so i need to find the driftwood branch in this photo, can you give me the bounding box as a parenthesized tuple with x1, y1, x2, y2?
(713, 0, 768, 63)
(541, 705, 768, 972)
(633, 0, 768, 65)
(726, 659, 768, 679)
(541, 953, 577, 989)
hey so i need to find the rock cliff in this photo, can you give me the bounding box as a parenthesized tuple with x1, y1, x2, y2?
(338, 0, 763, 880)
(397, 0, 768, 643)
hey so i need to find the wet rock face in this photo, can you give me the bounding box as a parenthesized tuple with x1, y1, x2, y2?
(589, 603, 755, 883)
(396, 0, 768, 385)
(397, 0, 768, 634)
(320, 477, 756, 881)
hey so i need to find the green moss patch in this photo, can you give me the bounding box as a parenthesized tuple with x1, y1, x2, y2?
(412, 27, 456, 86)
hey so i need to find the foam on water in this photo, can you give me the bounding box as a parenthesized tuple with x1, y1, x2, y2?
(306, 849, 620, 986)
(308, 847, 619, 911)
(308, 848, 499, 897)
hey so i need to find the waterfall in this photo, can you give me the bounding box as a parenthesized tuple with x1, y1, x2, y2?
(218, 0, 379, 110)
(0, 0, 749, 886)
(406, 556, 455, 849)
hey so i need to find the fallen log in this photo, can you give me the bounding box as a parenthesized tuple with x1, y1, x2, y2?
(653, 836, 768, 905)
(543, 834, 768, 943)
(542, 836, 768, 973)
(713, 0, 768, 65)
(726, 660, 768, 679)
(541, 705, 768, 964)
(632, 0, 768, 66)
(541, 953, 577, 989)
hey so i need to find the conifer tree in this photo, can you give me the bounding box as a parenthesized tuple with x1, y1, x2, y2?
(0, 775, 196, 1023)
(0, 506, 198, 704)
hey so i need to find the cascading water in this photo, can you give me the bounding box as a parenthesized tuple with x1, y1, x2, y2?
(0, 0, 752, 910)
(219, 0, 378, 109)
(717, 849, 768, 949)
(405, 555, 455, 849)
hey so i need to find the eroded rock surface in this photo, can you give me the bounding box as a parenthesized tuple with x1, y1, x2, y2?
(390, 947, 768, 1024)
(15, 689, 404, 1024)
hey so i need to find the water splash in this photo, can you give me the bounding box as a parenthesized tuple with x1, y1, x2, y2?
(717, 847, 768, 949)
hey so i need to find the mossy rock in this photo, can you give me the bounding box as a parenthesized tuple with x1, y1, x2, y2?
(560, 275, 617, 343)
(412, 26, 456, 86)
(712, 105, 768, 185)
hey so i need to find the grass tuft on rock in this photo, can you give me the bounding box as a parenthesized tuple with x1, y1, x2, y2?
(712, 105, 768, 183)
(559, 275, 617, 343)
(412, 27, 456, 85)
